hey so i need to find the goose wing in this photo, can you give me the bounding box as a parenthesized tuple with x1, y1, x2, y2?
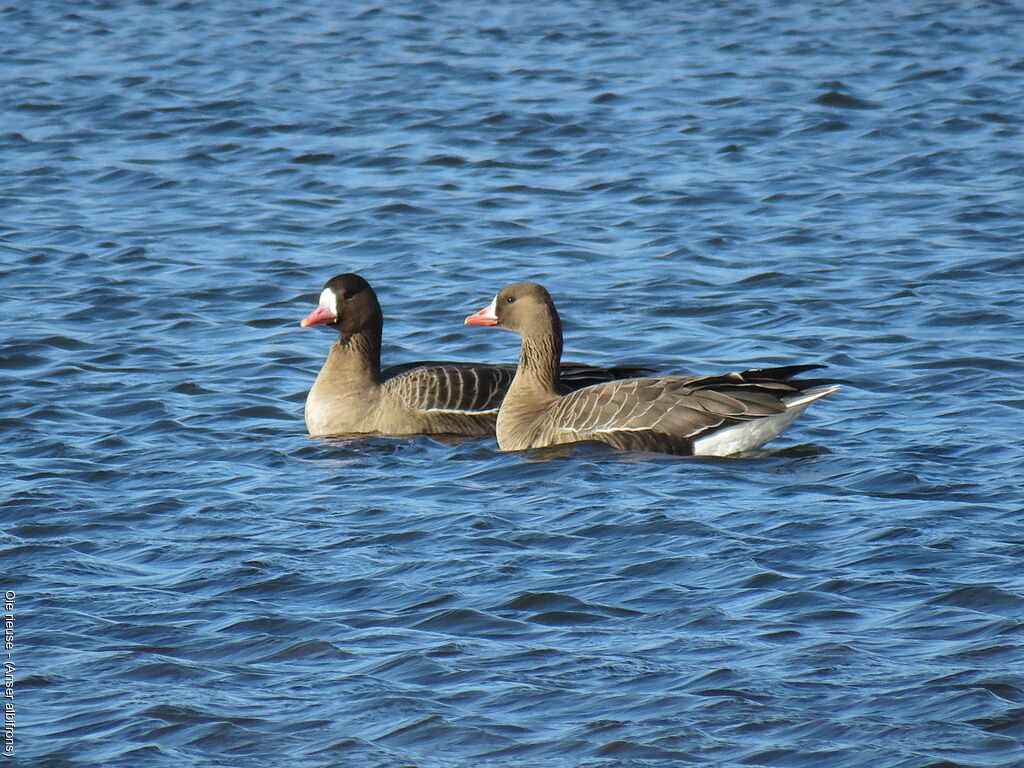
(542, 374, 799, 449)
(558, 362, 657, 390)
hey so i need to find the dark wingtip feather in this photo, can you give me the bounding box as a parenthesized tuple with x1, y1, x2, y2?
(741, 363, 825, 380)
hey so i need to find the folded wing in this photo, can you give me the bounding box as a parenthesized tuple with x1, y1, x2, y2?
(541, 366, 828, 453)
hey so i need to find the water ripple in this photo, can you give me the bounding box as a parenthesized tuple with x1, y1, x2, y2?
(3, 1, 1024, 767)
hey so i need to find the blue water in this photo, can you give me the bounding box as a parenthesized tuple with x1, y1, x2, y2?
(3, 1, 1024, 766)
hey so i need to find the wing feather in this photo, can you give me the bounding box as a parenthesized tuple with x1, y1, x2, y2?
(544, 370, 807, 446)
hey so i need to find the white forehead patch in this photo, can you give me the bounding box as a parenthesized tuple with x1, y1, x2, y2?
(319, 287, 338, 316)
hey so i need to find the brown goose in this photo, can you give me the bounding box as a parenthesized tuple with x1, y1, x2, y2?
(300, 274, 653, 437)
(465, 282, 838, 456)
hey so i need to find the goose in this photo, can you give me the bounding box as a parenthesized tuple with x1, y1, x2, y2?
(300, 274, 652, 437)
(464, 281, 838, 456)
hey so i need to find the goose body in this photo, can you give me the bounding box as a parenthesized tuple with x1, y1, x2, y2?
(465, 282, 838, 456)
(301, 274, 651, 437)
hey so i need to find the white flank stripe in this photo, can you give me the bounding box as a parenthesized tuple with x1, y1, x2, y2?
(422, 407, 499, 415)
(784, 384, 841, 408)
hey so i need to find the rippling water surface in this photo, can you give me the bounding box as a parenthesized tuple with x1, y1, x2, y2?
(3, 2, 1024, 766)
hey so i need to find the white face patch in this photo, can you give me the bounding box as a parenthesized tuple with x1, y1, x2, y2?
(320, 287, 338, 317)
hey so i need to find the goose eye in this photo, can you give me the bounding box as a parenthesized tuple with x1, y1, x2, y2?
(505, 296, 515, 304)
